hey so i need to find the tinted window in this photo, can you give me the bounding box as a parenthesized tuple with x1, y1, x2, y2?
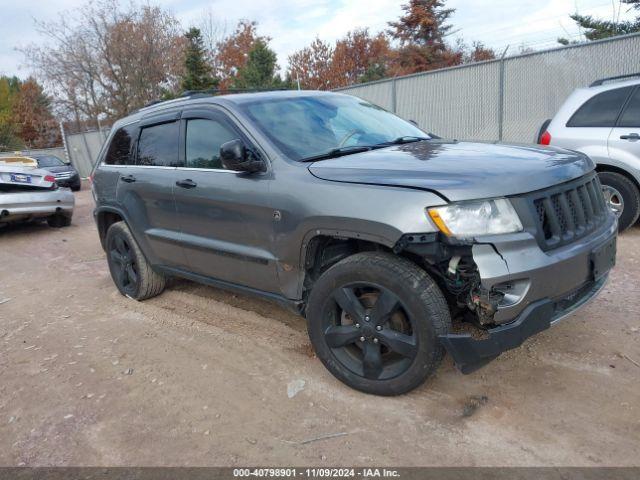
(185, 119, 238, 169)
(137, 122, 180, 167)
(567, 87, 633, 127)
(618, 88, 640, 128)
(105, 125, 136, 165)
(36, 155, 65, 167)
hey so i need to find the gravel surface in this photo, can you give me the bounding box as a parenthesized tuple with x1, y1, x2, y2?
(0, 187, 638, 466)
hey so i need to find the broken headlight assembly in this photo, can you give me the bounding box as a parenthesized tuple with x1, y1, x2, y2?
(427, 198, 523, 238)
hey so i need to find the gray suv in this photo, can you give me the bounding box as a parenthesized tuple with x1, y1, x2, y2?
(92, 91, 617, 395)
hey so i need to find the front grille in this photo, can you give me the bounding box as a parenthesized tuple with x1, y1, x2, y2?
(525, 174, 609, 251)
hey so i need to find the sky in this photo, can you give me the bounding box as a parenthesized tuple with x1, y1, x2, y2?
(0, 0, 637, 79)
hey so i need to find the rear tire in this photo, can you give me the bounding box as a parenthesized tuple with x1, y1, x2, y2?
(105, 221, 166, 300)
(306, 252, 451, 396)
(598, 171, 640, 232)
(47, 214, 72, 228)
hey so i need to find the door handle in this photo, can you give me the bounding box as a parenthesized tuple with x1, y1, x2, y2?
(120, 174, 136, 183)
(176, 179, 197, 189)
(620, 133, 640, 140)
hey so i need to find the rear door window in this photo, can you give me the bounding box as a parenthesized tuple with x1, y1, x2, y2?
(567, 87, 634, 127)
(137, 121, 180, 167)
(617, 88, 640, 128)
(105, 125, 137, 165)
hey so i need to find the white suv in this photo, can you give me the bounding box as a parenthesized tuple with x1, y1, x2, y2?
(538, 73, 640, 231)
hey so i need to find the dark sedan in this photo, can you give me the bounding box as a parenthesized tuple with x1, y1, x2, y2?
(34, 154, 81, 191)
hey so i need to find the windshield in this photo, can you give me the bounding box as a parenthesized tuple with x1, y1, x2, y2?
(36, 155, 66, 167)
(238, 94, 429, 161)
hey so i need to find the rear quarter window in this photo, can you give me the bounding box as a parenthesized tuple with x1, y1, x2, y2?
(104, 124, 137, 165)
(567, 86, 634, 128)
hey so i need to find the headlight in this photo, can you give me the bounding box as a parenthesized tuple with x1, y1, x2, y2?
(427, 198, 523, 237)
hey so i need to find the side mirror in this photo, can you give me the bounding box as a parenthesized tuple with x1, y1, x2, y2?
(220, 139, 265, 173)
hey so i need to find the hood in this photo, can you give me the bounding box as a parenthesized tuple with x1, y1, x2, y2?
(307, 140, 594, 201)
(44, 165, 76, 174)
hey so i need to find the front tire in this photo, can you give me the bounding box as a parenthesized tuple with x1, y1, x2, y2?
(598, 171, 640, 232)
(306, 252, 451, 396)
(105, 221, 166, 300)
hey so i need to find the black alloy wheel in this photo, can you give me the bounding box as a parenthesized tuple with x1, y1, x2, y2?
(306, 252, 451, 395)
(109, 233, 139, 296)
(104, 221, 166, 300)
(323, 283, 417, 381)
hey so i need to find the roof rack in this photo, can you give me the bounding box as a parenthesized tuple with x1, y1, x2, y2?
(179, 86, 291, 97)
(590, 73, 640, 87)
(135, 87, 294, 114)
(141, 99, 165, 109)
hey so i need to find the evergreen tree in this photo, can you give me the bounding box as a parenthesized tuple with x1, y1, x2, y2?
(624, 0, 640, 10)
(234, 40, 282, 89)
(182, 27, 217, 92)
(388, 0, 455, 48)
(559, 1, 640, 44)
(359, 63, 387, 84)
(387, 0, 462, 75)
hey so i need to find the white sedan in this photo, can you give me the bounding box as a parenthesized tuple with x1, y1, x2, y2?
(0, 164, 74, 227)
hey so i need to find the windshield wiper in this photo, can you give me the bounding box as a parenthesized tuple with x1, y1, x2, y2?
(376, 136, 431, 147)
(300, 136, 431, 162)
(300, 145, 373, 162)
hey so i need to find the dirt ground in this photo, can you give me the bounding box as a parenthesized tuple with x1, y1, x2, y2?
(0, 186, 639, 467)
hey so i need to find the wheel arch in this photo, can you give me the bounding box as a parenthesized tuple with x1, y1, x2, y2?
(95, 206, 127, 250)
(297, 230, 396, 309)
(296, 228, 449, 311)
(595, 163, 640, 191)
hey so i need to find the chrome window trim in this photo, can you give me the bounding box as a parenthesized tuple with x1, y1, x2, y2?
(176, 167, 240, 174)
(99, 164, 177, 170)
(99, 164, 241, 174)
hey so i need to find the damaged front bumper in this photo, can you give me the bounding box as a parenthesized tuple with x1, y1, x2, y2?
(439, 213, 617, 373)
(440, 275, 608, 373)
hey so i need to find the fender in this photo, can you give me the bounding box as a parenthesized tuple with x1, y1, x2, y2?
(277, 226, 402, 301)
(94, 205, 137, 249)
(596, 155, 640, 187)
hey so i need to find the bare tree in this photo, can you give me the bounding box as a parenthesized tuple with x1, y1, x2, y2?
(197, 8, 227, 66)
(21, 0, 185, 123)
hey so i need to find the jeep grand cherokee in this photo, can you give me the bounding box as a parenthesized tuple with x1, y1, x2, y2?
(91, 91, 617, 395)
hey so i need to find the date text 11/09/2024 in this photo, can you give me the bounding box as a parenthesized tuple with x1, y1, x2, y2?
(232, 468, 400, 478)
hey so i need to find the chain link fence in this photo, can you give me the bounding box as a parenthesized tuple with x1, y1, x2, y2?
(64, 129, 109, 178)
(336, 33, 640, 143)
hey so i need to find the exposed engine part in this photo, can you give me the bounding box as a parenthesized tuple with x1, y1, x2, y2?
(467, 287, 504, 325)
(447, 255, 462, 275)
(435, 253, 503, 326)
(393, 234, 503, 326)
(439, 255, 481, 310)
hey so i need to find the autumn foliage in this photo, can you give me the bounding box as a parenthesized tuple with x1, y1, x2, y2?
(215, 20, 272, 89)
(11, 0, 497, 139)
(0, 76, 60, 149)
(288, 0, 495, 89)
